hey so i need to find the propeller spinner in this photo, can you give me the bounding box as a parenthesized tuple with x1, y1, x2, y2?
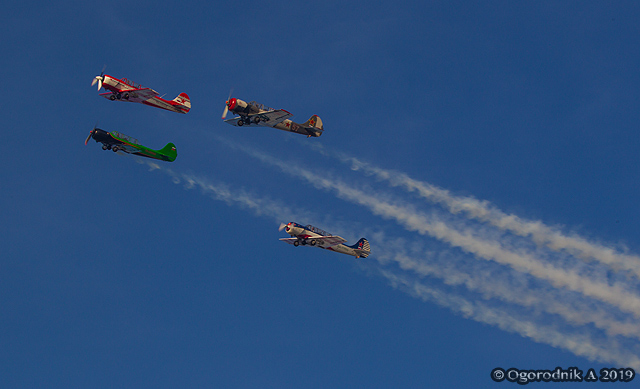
(222, 89, 234, 119)
(91, 65, 107, 91)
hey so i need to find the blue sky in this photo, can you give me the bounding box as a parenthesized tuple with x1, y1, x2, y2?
(3, 1, 640, 387)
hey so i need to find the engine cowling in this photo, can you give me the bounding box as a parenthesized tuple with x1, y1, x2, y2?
(227, 97, 248, 113)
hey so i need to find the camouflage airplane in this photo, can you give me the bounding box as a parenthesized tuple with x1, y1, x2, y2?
(222, 95, 323, 138)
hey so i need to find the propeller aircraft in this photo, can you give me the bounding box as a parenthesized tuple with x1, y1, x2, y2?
(85, 126, 177, 162)
(279, 222, 370, 258)
(92, 69, 191, 114)
(222, 95, 323, 138)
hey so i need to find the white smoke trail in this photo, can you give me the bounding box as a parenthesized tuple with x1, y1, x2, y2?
(309, 144, 640, 278)
(220, 141, 640, 318)
(377, 268, 640, 369)
(373, 242, 640, 340)
(142, 161, 312, 224)
(141, 152, 640, 368)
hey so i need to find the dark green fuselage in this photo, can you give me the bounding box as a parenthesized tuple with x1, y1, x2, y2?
(89, 128, 177, 162)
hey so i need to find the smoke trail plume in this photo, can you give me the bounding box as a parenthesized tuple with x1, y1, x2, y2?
(377, 268, 640, 369)
(309, 144, 640, 279)
(140, 140, 640, 369)
(219, 140, 640, 318)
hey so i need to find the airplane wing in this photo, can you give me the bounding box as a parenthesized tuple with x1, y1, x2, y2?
(279, 236, 348, 247)
(115, 144, 140, 154)
(99, 87, 159, 102)
(223, 117, 244, 127)
(313, 235, 348, 247)
(254, 109, 293, 125)
(224, 110, 293, 127)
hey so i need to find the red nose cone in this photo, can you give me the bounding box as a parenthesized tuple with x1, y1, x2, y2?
(227, 98, 237, 110)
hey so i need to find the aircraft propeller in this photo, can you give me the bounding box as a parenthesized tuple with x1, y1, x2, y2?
(85, 130, 94, 145)
(278, 223, 287, 232)
(91, 65, 107, 91)
(222, 89, 234, 119)
(85, 122, 98, 145)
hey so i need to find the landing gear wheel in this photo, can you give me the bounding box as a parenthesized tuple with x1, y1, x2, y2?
(310, 240, 316, 246)
(109, 94, 116, 101)
(293, 240, 300, 247)
(116, 93, 122, 100)
(112, 146, 119, 152)
(123, 93, 129, 100)
(102, 145, 108, 150)
(253, 117, 261, 124)
(237, 119, 244, 126)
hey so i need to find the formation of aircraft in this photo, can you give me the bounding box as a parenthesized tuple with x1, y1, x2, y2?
(88, 68, 371, 257)
(222, 96, 323, 138)
(92, 69, 191, 114)
(279, 222, 371, 258)
(85, 126, 177, 162)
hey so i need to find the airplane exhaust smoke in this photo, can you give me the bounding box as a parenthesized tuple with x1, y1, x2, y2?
(140, 136, 640, 369)
(308, 144, 640, 279)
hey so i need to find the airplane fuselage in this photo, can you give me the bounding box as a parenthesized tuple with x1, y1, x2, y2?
(101, 75, 141, 94)
(86, 128, 177, 162)
(224, 97, 323, 137)
(283, 222, 366, 257)
(95, 74, 190, 114)
(273, 119, 322, 137)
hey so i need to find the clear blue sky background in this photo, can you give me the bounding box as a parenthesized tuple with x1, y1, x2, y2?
(2, 1, 640, 387)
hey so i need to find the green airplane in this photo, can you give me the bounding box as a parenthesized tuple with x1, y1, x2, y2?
(85, 127, 177, 162)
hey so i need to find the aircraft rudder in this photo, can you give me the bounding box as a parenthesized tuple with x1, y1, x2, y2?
(173, 92, 191, 112)
(304, 115, 323, 130)
(160, 142, 178, 162)
(350, 238, 370, 258)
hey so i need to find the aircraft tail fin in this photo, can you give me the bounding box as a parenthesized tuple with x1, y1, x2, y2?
(301, 115, 323, 137)
(159, 142, 178, 162)
(303, 115, 323, 130)
(172, 92, 191, 112)
(348, 238, 370, 258)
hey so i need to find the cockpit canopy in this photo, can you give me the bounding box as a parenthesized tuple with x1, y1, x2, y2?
(248, 101, 275, 112)
(121, 77, 143, 89)
(110, 131, 139, 145)
(305, 224, 331, 237)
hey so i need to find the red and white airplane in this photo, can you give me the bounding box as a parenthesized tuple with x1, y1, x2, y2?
(222, 95, 323, 138)
(279, 222, 370, 258)
(92, 70, 191, 114)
